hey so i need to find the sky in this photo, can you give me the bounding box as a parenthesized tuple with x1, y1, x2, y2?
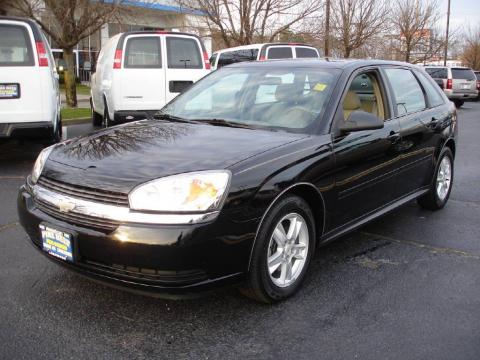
(437, 0, 479, 31)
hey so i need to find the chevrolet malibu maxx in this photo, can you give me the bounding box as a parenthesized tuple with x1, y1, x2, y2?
(18, 59, 457, 303)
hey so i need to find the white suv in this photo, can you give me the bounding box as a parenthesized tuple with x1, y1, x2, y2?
(90, 31, 211, 127)
(0, 16, 61, 142)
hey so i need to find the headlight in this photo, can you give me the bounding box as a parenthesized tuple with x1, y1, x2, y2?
(31, 145, 56, 184)
(129, 171, 231, 212)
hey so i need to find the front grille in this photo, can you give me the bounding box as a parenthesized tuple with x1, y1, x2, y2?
(83, 259, 208, 286)
(38, 176, 129, 207)
(35, 198, 119, 231)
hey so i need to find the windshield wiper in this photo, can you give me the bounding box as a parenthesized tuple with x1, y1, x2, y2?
(153, 113, 196, 124)
(192, 118, 256, 129)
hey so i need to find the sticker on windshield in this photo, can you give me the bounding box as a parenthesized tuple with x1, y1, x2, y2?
(313, 83, 327, 92)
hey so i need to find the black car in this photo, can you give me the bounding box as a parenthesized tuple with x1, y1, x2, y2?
(18, 59, 457, 303)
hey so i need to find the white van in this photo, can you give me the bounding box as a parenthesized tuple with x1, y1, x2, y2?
(90, 31, 211, 127)
(209, 43, 320, 71)
(0, 16, 61, 141)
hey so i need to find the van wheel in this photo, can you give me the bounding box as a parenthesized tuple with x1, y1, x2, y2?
(240, 195, 315, 303)
(47, 115, 62, 144)
(91, 99, 102, 127)
(454, 100, 464, 108)
(103, 101, 111, 128)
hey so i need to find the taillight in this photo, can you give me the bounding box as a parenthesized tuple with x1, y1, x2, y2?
(113, 49, 122, 69)
(35, 41, 48, 67)
(259, 55, 266, 61)
(477, 81, 480, 90)
(203, 51, 210, 70)
(446, 79, 453, 90)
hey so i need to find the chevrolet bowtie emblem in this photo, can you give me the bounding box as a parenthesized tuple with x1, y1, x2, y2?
(57, 200, 76, 213)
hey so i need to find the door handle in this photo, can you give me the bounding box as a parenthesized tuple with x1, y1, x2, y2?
(387, 131, 400, 143)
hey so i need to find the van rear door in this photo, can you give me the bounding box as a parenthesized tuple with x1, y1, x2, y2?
(0, 20, 43, 123)
(118, 34, 166, 111)
(164, 35, 208, 103)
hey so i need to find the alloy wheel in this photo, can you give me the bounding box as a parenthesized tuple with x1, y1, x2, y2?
(436, 156, 452, 201)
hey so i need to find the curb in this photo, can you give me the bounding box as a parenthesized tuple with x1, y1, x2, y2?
(62, 117, 91, 126)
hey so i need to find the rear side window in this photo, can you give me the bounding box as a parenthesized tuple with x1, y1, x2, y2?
(267, 47, 293, 59)
(425, 67, 447, 79)
(209, 53, 217, 67)
(296, 47, 318, 58)
(234, 49, 258, 61)
(125, 37, 161, 68)
(167, 37, 202, 69)
(217, 52, 235, 68)
(384, 68, 426, 116)
(417, 72, 445, 108)
(0, 24, 34, 66)
(451, 68, 476, 80)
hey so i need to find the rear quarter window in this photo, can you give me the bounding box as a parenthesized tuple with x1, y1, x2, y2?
(425, 68, 447, 79)
(167, 37, 202, 69)
(267, 47, 293, 59)
(0, 24, 34, 66)
(295, 47, 318, 58)
(416, 72, 445, 108)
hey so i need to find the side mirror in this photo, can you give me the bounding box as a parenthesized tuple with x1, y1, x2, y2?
(339, 110, 384, 133)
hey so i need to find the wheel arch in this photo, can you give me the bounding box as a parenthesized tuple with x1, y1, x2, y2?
(247, 182, 326, 270)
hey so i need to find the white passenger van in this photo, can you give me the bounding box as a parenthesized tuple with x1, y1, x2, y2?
(90, 31, 211, 127)
(0, 16, 61, 142)
(209, 43, 320, 71)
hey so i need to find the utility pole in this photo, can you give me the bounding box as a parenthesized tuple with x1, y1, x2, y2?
(443, 0, 451, 66)
(324, 0, 331, 57)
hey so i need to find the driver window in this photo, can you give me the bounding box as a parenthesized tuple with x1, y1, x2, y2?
(342, 72, 385, 121)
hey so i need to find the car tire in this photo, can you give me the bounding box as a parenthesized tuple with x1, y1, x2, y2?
(240, 195, 316, 303)
(417, 147, 454, 211)
(103, 100, 111, 128)
(91, 99, 103, 127)
(454, 100, 464, 108)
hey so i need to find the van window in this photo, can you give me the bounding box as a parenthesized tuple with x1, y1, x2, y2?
(296, 47, 318, 58)
(267, 47, 293, 59)
(234, 49, 258, 61)
(425, 67, 447, 79)
(209, 53, 217, 67)
(167, 37, 202, 69)
(0, 24, 34, 66)
(125, 37, 161, 68)
(451, 68, 476, 80)
(385, 68, 426, 116)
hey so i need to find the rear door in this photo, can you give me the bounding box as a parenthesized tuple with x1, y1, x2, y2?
(0, 20, 43, 124)
(164, 35, 208, 103)
(119, 34, 165, 111)
(451, 68, 477, 94)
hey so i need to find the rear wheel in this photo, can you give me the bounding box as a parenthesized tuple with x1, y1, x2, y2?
(46, 114, 62, 144)
(454, 100, 464, 108)
(91, 98, 103, 126)
(417, 147, 454, 210)
(103, 100, 111, 128)
(240, 195, 315, 303)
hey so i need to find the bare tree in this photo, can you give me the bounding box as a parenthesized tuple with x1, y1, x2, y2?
(461, 26, 480, 70)
(10, 0, 125, 107)
(391, 0, 439, 63)
(179, 0, 323, 48)
(331, 0, 389, 58)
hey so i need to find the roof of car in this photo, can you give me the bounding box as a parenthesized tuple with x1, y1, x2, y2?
(225, 58, 418, 70)
(213, 42, 317, 54)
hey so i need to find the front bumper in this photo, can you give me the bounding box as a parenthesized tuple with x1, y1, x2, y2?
(0, 121, 53, 138)
(17, 184, 258, 296)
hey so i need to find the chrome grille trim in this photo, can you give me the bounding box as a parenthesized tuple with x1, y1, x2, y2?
(32, 184, 219, 225)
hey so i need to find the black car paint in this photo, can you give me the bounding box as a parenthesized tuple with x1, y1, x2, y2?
(18, 59, 457, 296)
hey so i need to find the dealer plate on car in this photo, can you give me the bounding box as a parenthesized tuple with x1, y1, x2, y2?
(0, 83, 20, 99)
(40, 224, 73, 262)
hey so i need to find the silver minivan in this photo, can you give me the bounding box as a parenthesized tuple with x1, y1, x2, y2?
(425, 66, 478, 108)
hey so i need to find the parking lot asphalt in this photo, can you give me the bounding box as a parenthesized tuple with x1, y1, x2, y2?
(1, 104, 480, 360)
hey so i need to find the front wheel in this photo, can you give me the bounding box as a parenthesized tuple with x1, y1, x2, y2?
(240, 195, 316, 303)
(454, 100, 464, 108)
(417, 147, 454, 210)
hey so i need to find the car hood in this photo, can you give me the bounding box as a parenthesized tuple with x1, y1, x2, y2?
(43, 120, 307, 193)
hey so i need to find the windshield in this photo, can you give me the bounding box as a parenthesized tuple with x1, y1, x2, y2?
(160, 66, 341, 133)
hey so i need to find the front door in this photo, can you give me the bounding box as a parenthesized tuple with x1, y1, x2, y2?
(330, 69, 402, 229)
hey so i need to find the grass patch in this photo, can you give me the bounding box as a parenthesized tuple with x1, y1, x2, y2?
(61, 107, 90, 120)
(60, 83, 91, 96)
